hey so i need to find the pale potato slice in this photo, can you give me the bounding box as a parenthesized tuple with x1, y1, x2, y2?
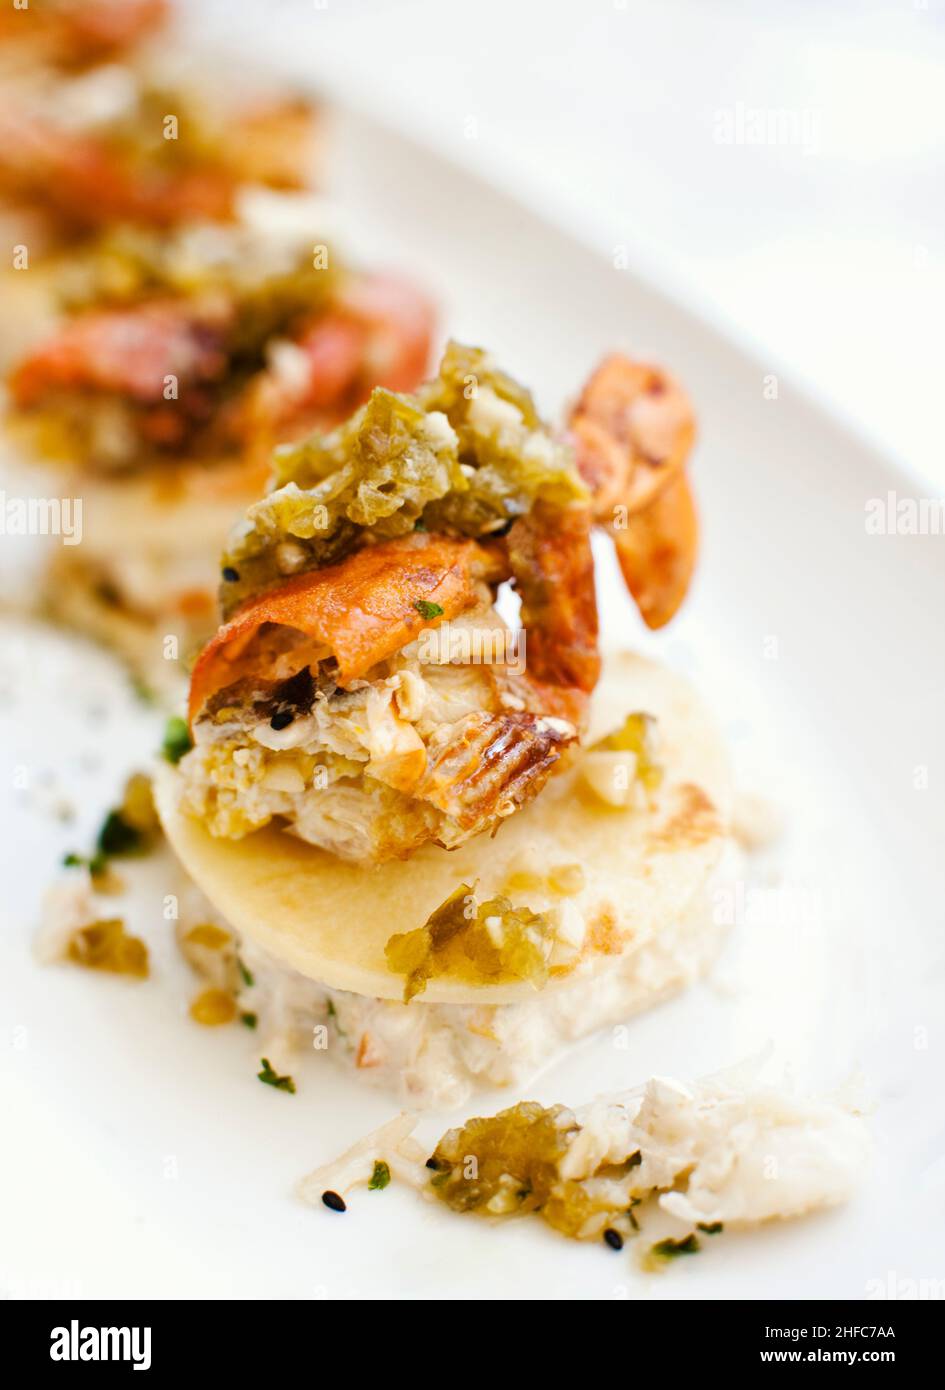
(155, 651, 732, 1004)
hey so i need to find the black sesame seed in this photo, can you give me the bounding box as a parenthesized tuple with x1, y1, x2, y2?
(603, 1228, 624, 1251)
(425, 1157, 439, 1170)
(222, 566, 240, 583)
(321, 1190, 346, 1213)
(270, 709, 294, 731)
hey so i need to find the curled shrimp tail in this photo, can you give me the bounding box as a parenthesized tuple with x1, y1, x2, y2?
(613, 471, 698, 629)
(570, 353, 698, 629)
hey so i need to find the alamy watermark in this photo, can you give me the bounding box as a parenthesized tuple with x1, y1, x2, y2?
(866, 492, 945, 536)
(865, 1270, 945, 1300)
(713, 101, 821, 154)
(50, 1320, 151, 1369)
(0, 492, 82, 544)
(417, 620, 526, 675)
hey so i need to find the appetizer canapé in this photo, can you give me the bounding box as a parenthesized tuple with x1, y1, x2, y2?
(0, 45, 317, 243)
(44, 340, 720, 1107)
(180, 343, 600, 861)
(0, 12, 320, 368)
(142, 343, 724, 1102)
(0, 0, 168, 74)
(6, 216, 434, 683)
(9, 222, 430, 472)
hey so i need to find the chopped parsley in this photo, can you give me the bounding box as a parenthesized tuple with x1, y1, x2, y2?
(650, 1234, 701, 1259)
(368, 1161, 391, 1191)
(64, 776, 156, 877)
(97, 809, 144, 857)
(238, 958, 255, 988)
(696, 1221, 723, 1235)
(414, 600, 444, 620)
(161, 715, 192, 765)
(89, 773, 158, 864)
(62, 849, 108, 877)
(257, 1057, 295, 1093)
(240, 1012, 258, 1029)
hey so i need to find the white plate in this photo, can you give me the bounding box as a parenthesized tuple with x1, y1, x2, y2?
(1, 103, 942, 1302)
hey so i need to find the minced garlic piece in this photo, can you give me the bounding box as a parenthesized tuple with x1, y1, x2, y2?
(581, 712, 663, 808)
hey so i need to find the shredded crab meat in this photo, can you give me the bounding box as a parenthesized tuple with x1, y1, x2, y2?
(171, 854, 734, 1108)
(180, 591, 579, 862)
(298, 1061, 869, 1247)
(297, 1114, 428, 1206)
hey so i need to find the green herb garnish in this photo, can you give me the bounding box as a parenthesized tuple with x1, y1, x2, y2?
(240, 1012, 258, 1029)
(65, 774, 157, 877)
(63, 848, 114, 878)
(161, 715, 192, 765)
(414, 600, 444, 620)
(96, 810, 143, 857)
(257, 1057, 295, 1093)
(696, 1221, 723, 1235)
(238, 958, 255, 988)
(650, 1234, 701, 1259)
(368, 1161, 391, 1191)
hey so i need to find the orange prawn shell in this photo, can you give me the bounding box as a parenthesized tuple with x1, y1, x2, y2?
(187, 535, 489, 726)
(570, 353, 699, 630)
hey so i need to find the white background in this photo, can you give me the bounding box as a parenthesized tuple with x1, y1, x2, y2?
(191, 0, 945, 486)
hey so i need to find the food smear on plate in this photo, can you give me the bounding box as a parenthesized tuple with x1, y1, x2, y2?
(299, 1063, 870, 1261)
